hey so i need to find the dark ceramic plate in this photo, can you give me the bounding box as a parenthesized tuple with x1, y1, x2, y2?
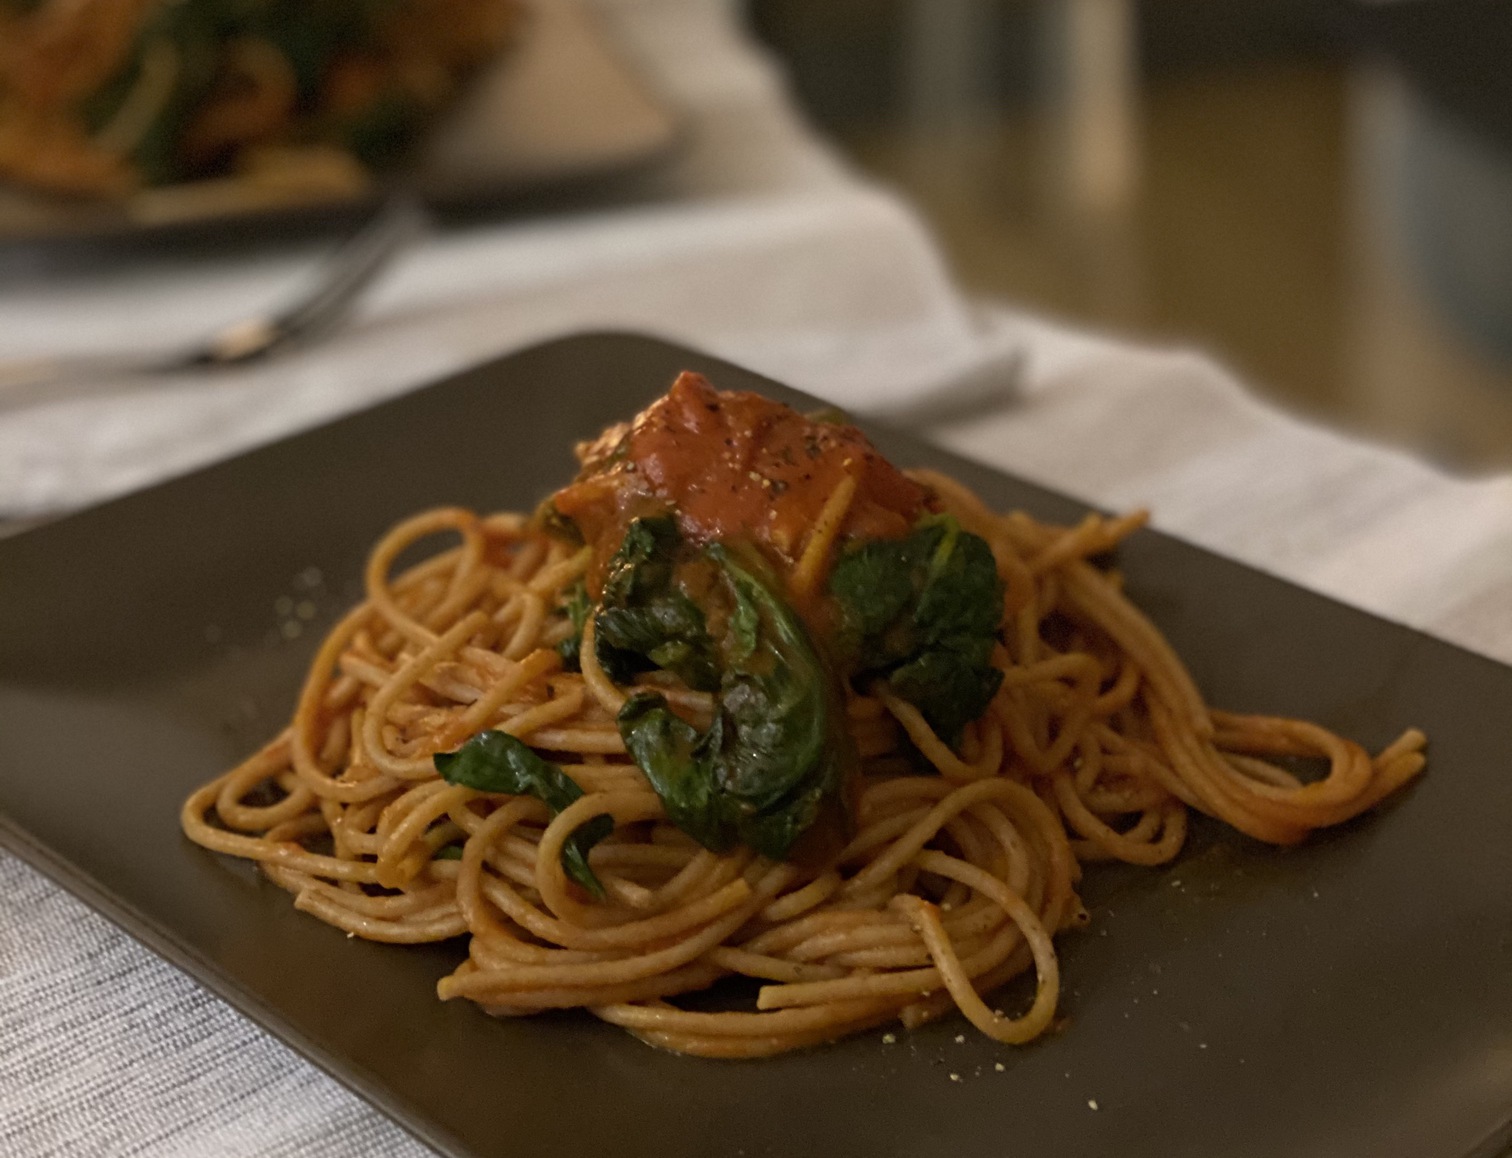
(1, 333, 1509, 1158)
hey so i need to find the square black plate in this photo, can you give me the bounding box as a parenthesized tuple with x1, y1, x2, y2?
(1, 333, 1510, 1158)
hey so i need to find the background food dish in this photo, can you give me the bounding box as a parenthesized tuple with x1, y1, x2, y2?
(0, 333, 1509, 1158)
(0, 0, 678, 242)
(0, 0, 523, 197)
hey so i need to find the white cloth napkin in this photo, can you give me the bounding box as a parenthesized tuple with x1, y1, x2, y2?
(926, 310, 1512, 669)
(3, 1, 1511, 1156)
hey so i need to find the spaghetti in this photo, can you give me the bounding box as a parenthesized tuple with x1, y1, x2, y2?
(181, 373, 1426, 1057)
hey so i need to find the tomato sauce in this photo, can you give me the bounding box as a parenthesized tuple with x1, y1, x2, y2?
(551, 372, 932, 594)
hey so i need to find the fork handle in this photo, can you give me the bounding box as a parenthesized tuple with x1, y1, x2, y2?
(0, 352, 148, 409)
(0, 356, 71, 393)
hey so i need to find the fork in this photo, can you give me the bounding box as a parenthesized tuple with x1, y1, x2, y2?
(0, 190, 429, 402)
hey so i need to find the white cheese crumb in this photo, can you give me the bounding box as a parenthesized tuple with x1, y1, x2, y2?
(882, 1033, 896, 1044)
(949, 1073, 961, 1083)
(1088, 1099, 1099, 1111)
(954, 1034, 965, 1044)
(994, 1062, 1005, 1073)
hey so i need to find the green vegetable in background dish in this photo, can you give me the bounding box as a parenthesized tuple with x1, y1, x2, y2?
(434, 730, 613, 898)
(80, 2, 230, 185)
(256, 0, 401, 100)
(828, 515, 1004, 742)
(336, 88, 427, 169)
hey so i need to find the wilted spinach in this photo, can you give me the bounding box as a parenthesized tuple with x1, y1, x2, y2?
(592, 517, 719, 691)
(555, 581, 592, 670)
(558, 512, 1000, 865)
(617, 547, 846, 861)
(536, 499, 584, 545)
(617, 695, 726, 851)
(434, 730, 612, 898)
(828, 515, 1004, 741)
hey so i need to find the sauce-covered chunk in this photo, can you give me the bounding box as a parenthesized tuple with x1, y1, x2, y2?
(551, 371, 932, 592)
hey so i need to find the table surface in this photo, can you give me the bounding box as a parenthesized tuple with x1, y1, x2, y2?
(750, 0, 1512, 474)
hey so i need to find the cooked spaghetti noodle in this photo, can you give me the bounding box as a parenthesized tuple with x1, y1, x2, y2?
(181, 373, 1425, 1057)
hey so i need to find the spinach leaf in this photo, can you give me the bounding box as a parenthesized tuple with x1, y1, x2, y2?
(555, 580, 592, 670)
(600, 515, 679, 604)
(706, 547, 837, 814)
(617, 693, 729, 852)
(85, 2, 231, 184)
(726, 570, 761, 664)
(336, 88, 426, 169)
(593, 516, 719, 692)
(805, 405, 851, 426)
(434, 730, 613, 898)
(829, 516, 1004, 741)
(536, 500, 584, 545)
(257, 0, 398, 102)
(828, 536, 920, 664)
(616, 547, 848, 862)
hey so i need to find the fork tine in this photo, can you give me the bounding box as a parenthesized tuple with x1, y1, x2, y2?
(0, 189, 429, 392)
(191, 190, 429, 366)
(272, 190, 431, 339)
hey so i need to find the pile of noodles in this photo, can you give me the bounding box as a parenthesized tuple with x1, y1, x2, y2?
(182, 471, 1425, 1057)
(0, 0, 517, 196)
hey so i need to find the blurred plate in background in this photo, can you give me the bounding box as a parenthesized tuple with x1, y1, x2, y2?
(0, 0, 679, 244)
